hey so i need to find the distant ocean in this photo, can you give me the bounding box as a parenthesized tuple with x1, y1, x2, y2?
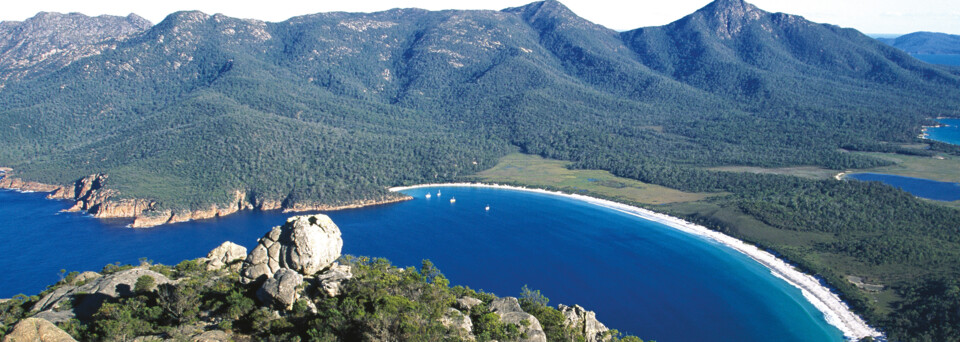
(912, 54, 960, 67)
(0, 185, 844, 341)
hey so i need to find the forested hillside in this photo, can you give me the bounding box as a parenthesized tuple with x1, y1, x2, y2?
(1, 0, 957, 214)
(878, 31, 960, 54)
(2, 0, 960, 339)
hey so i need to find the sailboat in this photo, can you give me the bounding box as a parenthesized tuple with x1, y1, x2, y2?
(450, 197, 456, 203)
(437, 190, 442, 197)
(425, 193, 431, 199)
(485, 204, 490, 211)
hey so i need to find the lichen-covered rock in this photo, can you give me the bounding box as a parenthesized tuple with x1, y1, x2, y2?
(205, 241, 247, 271)
(441, 308, 474, 339)
(456, 296, 482, 311)
(315, 263, 352, 297)
(70, 271, 101, 285)
(192, 330, 232, 342)
(489, 297, 547, 342)
(559, 304, 609, 342)
(240, 214, 342, 284)
(31, 268, 173, 322)
(2, 317, 77, 342)
(256, 269, 304, 310)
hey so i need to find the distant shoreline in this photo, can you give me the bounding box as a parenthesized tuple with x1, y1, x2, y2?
(0, 168, 412, 228)
(390, 182, 883, 341)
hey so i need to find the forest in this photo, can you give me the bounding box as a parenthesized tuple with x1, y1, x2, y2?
(2, 0, 960, 339)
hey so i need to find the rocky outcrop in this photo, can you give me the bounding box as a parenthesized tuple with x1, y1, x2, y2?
(45, 173, 157, 221)
(32, 268, 173, 322)
(2, 169, 410, 228)
(315, 263, 352, 297)
(441, 308, 474, 339)
(70, 271, 102, 285)
(2, 317, 76, 342)
(559, 304, 609, 342)
(133, 324, 231, 342)
(240, 214, 343, 285)
(0, 177, 60, 192)
(132, 190, 251, 228)
(191, 330, 232, 342)
(205, 241, 248, 271)
(256, 269, 304, 310)
(456, 296, 483, 311)
(489, 297, 547, 342)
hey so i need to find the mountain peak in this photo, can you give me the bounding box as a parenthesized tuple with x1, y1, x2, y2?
(706, 0, 761, 13)
(503, 0, 577, 23)
(690, 0, 767, 39)
(699, 0, 765, 21)
(158, 10, 212, 27)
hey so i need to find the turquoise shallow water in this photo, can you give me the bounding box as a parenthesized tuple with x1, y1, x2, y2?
(926, 118, 960, 146)
(0, 185, 844, 341)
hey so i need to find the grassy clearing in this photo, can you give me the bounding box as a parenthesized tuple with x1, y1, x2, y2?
(473, 153, 716, 205)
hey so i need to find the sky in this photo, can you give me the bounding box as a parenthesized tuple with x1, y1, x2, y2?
(2, 0, 958, 35)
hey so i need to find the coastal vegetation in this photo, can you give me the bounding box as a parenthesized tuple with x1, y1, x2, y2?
(1, 0, 960, 340)
(0, 214, 645, 342)
(0, 257, 643, 341)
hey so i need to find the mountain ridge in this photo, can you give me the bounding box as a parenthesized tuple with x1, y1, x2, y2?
(2, 2, 960, 339)
(878, 31, 960, 54)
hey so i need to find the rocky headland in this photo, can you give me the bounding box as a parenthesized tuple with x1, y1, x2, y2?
(0, 170, 411, 228)
(0, 214, 631, 342)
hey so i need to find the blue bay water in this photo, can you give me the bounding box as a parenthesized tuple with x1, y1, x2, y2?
(0, 186, 843, 341)
(926, 118, 960, 146)
(912, 54, 960, 67)
(846, 173, 960, 201)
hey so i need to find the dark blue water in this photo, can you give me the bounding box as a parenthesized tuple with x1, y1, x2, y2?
(846, 173, 960, 201)
(912, 54, 960, 67)
(0, 186, 844, 341)
(926, 118, 960, 146)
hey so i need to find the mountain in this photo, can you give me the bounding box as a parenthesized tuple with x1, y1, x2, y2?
(2, 0, 957, 219)
(0, 12, 151, 89)
(622, 0, 959, 111)
(878, 31, 960, 54)
(2, 2, 960, 338)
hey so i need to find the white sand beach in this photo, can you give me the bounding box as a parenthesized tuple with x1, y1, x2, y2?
(390, 182, 883, 340)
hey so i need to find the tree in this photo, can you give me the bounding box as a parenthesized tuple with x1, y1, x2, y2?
(134, 275, 155, 294)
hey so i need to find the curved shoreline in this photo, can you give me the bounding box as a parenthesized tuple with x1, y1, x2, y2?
(390, 182, 883, 341)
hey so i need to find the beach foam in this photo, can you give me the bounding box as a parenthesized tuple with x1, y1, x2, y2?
(390, 183, 883, 340)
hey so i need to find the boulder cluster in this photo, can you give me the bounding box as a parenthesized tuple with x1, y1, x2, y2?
(238, 214, 348, 310)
